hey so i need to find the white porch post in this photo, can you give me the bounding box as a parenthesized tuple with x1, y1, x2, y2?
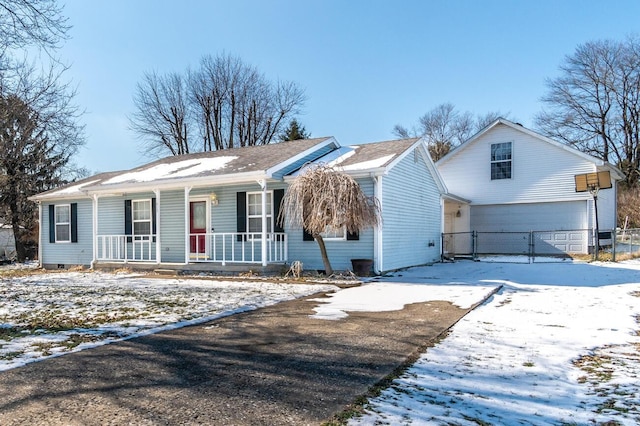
(184, 186, 192, 265)
(91, 194, 99, 269)
(260, 179, 267, 266)
(154, 189, 161, 264)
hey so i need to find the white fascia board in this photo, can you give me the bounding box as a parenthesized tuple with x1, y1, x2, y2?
(29, 192, 92, 202)
(264, 137, 339, 177)
(442, 193, 471, 204)
(83, 171, 270, 196)
(282, 166, 387, 182)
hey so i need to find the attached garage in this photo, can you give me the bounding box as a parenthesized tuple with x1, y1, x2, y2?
(471, 201, 591, 255)
(470, 201, 589, 232)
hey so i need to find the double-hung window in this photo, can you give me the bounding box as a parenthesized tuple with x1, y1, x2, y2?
(55, 204, 71, 242)
(132, 199, 152, 237)
(247, 192, 273, 237)
(491, 142, 512, 180)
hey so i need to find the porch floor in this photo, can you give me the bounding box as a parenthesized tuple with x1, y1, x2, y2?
(94, 261, 288, 276)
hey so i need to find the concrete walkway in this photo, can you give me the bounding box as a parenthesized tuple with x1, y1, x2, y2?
(0, 291, 475, 425)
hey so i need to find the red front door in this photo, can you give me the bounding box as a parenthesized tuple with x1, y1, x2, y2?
(190, 201, 207, 254)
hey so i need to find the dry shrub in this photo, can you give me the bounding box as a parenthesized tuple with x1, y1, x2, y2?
(618, 186, 640, 228)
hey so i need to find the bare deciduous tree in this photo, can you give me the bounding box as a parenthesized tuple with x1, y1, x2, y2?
(132, 53, 306, 158)
(279, 165, 381, 275)
(536, 37, 640, 187)
(394, 103, 508, 161)
(0, 62, 83, 261)
(130, 71, 190, 157)
(0, 1, 82, 261)
(0, 0, 69, 53)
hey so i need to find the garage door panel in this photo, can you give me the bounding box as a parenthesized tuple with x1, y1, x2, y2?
(471, 201, 588, 232)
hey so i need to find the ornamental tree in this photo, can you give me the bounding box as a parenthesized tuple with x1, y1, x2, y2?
(278, 164, 381, 275)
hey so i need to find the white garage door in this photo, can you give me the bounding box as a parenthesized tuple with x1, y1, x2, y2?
(471, 201, 589, 232)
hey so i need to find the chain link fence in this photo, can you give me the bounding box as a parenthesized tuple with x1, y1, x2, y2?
(442, 228, 640, 263)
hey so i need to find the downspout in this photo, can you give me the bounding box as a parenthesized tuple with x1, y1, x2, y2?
(37, 202, 43, 268)
(184, 186, 192, 265)
(154, 189, 161, 265)
(259, 179, 267, 267)
(90, 194, 98, 269)
(372, 174, 383, 274)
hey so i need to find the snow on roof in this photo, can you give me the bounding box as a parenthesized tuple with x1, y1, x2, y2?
(51, 179, 103, 196)
(103, 157, 237, 185)
(338, 154, 396, 171)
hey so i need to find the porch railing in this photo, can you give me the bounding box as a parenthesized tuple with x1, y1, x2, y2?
(189, 232, 287, 265)
(96, 234, 156, 262)
(96, 232, 287, 264)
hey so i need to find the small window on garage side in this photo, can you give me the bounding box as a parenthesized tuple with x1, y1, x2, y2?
(491, 142, 512, 180)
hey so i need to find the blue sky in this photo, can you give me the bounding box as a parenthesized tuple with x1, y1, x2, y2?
(57, 0, 640, 173)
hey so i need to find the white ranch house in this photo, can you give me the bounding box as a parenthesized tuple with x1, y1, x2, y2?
(30, 137, 446, 274)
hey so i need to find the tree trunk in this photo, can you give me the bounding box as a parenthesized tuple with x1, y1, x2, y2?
(313, 234, 333, 276)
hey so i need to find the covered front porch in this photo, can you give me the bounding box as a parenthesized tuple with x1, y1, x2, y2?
(89, 179, 290, 271)
(95, 232, 287, 266)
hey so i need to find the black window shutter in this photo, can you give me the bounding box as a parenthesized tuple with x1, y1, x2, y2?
(151, 197, 157, 242)
(48, 205, 55, 243)
(347, 230, 359, 241)
(273, 189, 284, 233)
(302, 203, 314, 241)
(236, 192, 246, 241)
(70, 203, 78, 243)
(124, 200, 132, 243)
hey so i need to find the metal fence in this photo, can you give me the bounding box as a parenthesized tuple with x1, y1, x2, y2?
(442, 228, 640, 263)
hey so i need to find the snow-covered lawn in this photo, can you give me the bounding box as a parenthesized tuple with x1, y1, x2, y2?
(344, 259, 640, 426)
(0, 269, 337, 371)
(2, 260, 640, 425)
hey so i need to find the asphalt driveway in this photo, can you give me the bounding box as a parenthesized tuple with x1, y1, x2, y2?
(0, 288, 480, 425)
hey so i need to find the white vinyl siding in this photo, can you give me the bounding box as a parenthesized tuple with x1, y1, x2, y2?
(382, 146, 442, 271)
(286, 179, 374, 271)
(159, 190, 185, 263)
(438, 123, 602, 205)
(41, 199, 93, 267)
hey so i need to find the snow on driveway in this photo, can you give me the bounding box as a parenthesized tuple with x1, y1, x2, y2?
(349, 259, 640, 426)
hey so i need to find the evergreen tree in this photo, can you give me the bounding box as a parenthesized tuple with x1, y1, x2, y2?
(0, 94, 68, 260)
(279, 118, 310, 141)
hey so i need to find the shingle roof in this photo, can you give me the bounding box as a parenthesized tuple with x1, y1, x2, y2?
(337, 138, 420, 170)
(31, 137, 334, 200)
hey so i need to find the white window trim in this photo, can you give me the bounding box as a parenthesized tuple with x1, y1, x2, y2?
(55, 204, 71, 243)
(320, 225, 347, 241)
(132, 199, 152, 238)
(490, 141, 513, 180)
(247, 191, 273, 237)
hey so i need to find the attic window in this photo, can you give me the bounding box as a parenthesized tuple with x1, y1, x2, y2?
(491, 142, 512, 180)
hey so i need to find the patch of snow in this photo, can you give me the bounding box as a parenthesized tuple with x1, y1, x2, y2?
(310, 282, 497, 320)
(0, 271, 336, 371)
(349, 260, 640, 426)
(103, 156, 237, 184)
(44, 179, 102, 197)
(339, 154, 395, 171)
